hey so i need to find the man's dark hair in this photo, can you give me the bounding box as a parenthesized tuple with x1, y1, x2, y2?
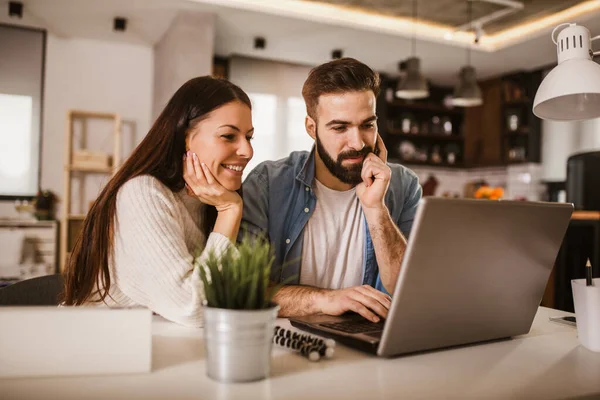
(302, 57, 381, 120)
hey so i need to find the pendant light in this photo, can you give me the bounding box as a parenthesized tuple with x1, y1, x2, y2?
(396, 0, 429, 100)
(533, 23, 600, 121)
(451, 0, 483, 107)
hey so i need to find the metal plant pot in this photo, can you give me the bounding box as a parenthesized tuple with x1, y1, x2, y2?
(203, 304, 279, 382)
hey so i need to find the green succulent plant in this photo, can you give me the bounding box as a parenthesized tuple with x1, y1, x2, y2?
(196, 235, 283, 310)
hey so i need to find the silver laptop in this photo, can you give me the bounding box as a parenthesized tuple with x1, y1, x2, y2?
(290, 198, 573, 357)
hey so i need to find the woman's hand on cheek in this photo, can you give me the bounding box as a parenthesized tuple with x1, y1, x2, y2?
(183, 152, 242, 213)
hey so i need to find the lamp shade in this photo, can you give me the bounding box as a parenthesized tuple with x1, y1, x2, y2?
(450, 66, 482, 107)
(396, 57, 429, 100)
(533, 24, 600, 121)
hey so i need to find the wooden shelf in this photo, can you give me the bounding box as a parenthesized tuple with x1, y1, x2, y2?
(571, 211, 600, 221)
(388, 100, 463, 115)
(67, 165, 113, 173)
(61, 110, 122, 271)
(69, 110, 118, 120)
(387, 131, 464, 141)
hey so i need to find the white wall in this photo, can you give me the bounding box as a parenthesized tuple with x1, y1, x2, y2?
(541, 120, 580, 181)
(0, 35, 153, 218)
(541, 118, 600, 181)
(153, 12, 215, 119)
(579, 119, 600, 151)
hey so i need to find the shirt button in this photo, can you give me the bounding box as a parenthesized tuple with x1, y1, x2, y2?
(304, 207, 309, 213)
(285, 239, 290, 244)
(305, 187, 310, 192)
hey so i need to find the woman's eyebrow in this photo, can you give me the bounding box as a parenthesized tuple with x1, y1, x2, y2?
(218, 124, 240, 131)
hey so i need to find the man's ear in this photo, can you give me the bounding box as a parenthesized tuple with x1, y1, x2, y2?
(305, 116, 316, 140)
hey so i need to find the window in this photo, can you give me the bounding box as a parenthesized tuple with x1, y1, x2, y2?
(243, 94, 314, 180)
(244, 93, 277, 180)
(229, 57, 315, 179)
(285, 96, 313, 156)
(0, 25, 46, 199)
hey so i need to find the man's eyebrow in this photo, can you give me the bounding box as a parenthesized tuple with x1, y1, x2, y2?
(325, 116, 377, 127)
(361, 116, 378, 124)
(325, 119, 351, 127)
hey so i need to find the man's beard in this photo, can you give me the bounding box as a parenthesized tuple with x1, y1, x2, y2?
(315, 128, 379, 185)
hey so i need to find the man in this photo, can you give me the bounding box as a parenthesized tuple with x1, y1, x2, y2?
(241, 58, 422, 323)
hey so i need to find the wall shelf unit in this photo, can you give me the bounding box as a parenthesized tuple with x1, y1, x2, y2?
(378, 76, 466, 168)
(60, 110, 121, 271)
(500, 71, 542, 164)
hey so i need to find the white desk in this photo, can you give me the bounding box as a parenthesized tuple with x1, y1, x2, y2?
(2, 307, 600, 400)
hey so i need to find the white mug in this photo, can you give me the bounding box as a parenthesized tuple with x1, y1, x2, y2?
(572, 278, 600, 352)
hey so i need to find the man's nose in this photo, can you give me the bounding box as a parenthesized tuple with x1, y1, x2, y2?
(347, 128, 365, 151)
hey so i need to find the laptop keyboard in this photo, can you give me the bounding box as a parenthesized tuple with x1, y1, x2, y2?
(320, 320, 385, 334)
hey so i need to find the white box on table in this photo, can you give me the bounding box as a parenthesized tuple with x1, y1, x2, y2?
(0, 307, 152, 378)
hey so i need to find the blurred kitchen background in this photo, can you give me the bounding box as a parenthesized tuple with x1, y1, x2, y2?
(2, 0, 600, 311)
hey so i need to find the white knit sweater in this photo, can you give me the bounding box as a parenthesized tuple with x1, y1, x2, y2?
(90, 175, 231, 327)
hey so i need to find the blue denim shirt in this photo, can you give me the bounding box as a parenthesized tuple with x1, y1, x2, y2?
(240, 148, 422, 294)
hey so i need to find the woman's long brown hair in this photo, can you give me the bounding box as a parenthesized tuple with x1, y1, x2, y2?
(62, 76, 251, 305)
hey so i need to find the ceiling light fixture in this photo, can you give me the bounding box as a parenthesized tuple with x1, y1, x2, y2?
(533, 23, 600, 121)
(254, 37, 266, 50)
(451, 0, 483, 107)
(113, 17, 127, 32)
(396, 0, 429, 100)
(8, 1, 23, 19)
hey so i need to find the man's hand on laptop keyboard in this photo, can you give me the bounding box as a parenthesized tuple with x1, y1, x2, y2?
(316, 285, 391, 323)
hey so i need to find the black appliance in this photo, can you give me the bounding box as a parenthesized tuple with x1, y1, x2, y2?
(566, 151, 600, 210)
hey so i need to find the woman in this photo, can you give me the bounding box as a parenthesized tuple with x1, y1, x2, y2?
(62, 77, 254, 327)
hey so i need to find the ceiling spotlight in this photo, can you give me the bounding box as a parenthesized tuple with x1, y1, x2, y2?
(8, 1, 23, 19)
(114, 17, 127, 32)
(331, 49, 343, 59)
(254, 37, 266, 50)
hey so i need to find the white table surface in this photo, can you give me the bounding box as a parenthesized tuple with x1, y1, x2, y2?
(2, 307, 600, 400)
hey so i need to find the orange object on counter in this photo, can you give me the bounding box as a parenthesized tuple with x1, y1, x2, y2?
(475, 186, 504, 200)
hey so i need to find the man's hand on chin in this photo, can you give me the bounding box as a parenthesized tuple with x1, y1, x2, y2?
(315, 285, 391, 323)
(356, 135, 391, 211)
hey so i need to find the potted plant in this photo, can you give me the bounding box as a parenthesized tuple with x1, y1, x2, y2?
(33, 190, 58, 220)
(196, 235, 281, 383)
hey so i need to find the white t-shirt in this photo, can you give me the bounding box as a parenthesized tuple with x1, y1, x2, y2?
(300, 179, 365, 289)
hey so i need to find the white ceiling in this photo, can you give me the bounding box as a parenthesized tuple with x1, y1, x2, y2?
(1, 0, 600, 86)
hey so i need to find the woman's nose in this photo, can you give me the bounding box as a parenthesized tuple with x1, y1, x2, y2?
(238, 137, 253, 159)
